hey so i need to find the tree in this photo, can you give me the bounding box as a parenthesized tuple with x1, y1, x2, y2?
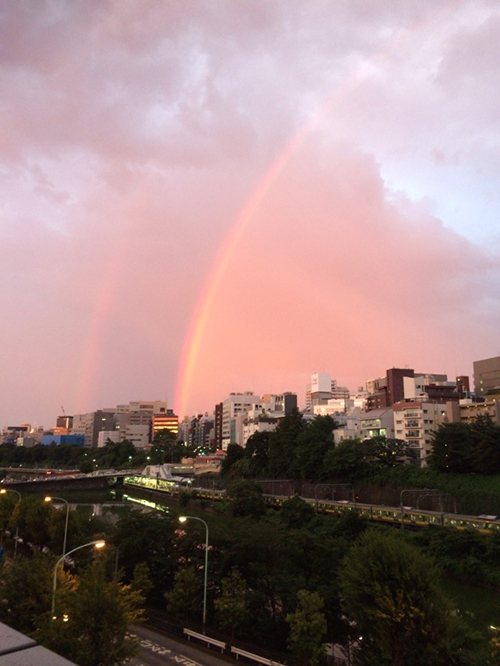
(429, 422, 475, 473)
(323, 439, 371, 478)
(164, 566, 203, 623)
(214, 568, 249, 640)
(41, 560, 143, 666)
(294, 415, 337, 480)
(220, 443, 246, 477)
(112, 511, 176, 605)
(226, 480, 267, 518)
(365, 436, 409, 468)
(470, 415, 500, 474)
(286, 590, 327, 665)
(0, 551, 75, 634)
(131, 561, 153, 599)
(79, 459, 93, 474)
(268, 409, 305, 478)
(245, 430, 271, 475)
(151, 429, 183, 464)
(280, 496, 315, 529)
(17, 495, 53, 550)
(99, 439, 137, 468)
(338, 530, 451, 665)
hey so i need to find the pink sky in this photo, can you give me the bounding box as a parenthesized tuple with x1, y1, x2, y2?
(1, 1, 500, 426)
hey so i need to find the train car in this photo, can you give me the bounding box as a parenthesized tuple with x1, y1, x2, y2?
(442, 513, 500, 534)
(125, 475, 500, 536)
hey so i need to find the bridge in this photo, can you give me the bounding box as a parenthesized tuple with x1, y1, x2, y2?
(0, 469, 133, 493)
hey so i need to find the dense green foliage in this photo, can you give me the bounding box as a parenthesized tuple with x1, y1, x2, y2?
(218, 411, 500, 516)
(0, 504, 141, 665)
(429, 416, 500, 475)
(2, 485, 500, 663)
(222, 411, 411, 482)
(2, 409, 500, 663)
(0, 493, 106, 559)
(339, 530, 480, 665)
(213, 568, 250, 638)
(39, 560, 143, 666)
(0, 435, 201, 476)
(286, 590, 327, 665)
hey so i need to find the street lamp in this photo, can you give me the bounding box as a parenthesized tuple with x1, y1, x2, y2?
(0, 488, 21, 558)
(179, 515, 209, 630)
(45, 496, 70, 558)
(51, 540, 106, 618)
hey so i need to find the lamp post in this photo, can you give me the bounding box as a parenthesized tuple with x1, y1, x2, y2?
(179, 515, 209, 630)
(0, 488, 21, 558)
(45, 496, 70, 557)
(51, 540, 106, 618)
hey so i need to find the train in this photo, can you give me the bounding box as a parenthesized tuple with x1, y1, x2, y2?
(124, 474, 500, 535)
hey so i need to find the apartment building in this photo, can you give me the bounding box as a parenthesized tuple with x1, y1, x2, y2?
(474, 355, 500, 398)
(359, 408, 394, 440)
(447, 393, 500, 426)
(393, 401, 447, 466)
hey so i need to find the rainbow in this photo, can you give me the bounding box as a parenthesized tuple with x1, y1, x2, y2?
(71, 5, 454, 418)
(173, 3, 455, 417)
(75, 251, 124, 412)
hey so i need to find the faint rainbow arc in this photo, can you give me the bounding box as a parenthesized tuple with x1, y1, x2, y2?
(76, 252, 124, 411)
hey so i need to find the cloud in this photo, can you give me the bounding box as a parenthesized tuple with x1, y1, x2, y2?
(181, 138, 500, 411)
(0, 0, 499, 424)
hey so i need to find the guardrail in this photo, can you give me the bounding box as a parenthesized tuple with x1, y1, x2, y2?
(231, 646, 285, 665)
(183, 628, 226, 652)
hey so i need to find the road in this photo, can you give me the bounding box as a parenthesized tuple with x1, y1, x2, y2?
(128, 625, 231, 666)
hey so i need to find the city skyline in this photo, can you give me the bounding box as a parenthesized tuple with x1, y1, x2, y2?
(2, 2, 500, 426)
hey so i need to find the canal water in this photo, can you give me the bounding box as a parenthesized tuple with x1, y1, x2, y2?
(42, 486, 173, 524)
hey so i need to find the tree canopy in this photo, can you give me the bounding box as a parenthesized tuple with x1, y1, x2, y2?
(338, 529, 461, 665)
(429, 416, 500, 474)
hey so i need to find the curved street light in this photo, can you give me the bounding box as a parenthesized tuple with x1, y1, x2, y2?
(51, 540, 106, 618)
(179, 515, 209, 630)
(45, 496, 70, 558)
(0, 488, 21, 558)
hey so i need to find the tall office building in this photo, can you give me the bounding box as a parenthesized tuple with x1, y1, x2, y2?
(214, 403, 223, 449)
(72, 410, 115, 447)
(152, 409, 179, 438)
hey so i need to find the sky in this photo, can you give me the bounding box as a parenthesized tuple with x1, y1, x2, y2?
(1, 0, 500, 427)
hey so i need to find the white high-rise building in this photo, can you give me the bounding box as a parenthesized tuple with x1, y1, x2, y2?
(222, 392, 262, 449)
(306, 372, 350, 410)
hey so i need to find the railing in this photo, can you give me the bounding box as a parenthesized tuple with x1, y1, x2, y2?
(231, 646, 285, 666)
(183, 628, 226, 652)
